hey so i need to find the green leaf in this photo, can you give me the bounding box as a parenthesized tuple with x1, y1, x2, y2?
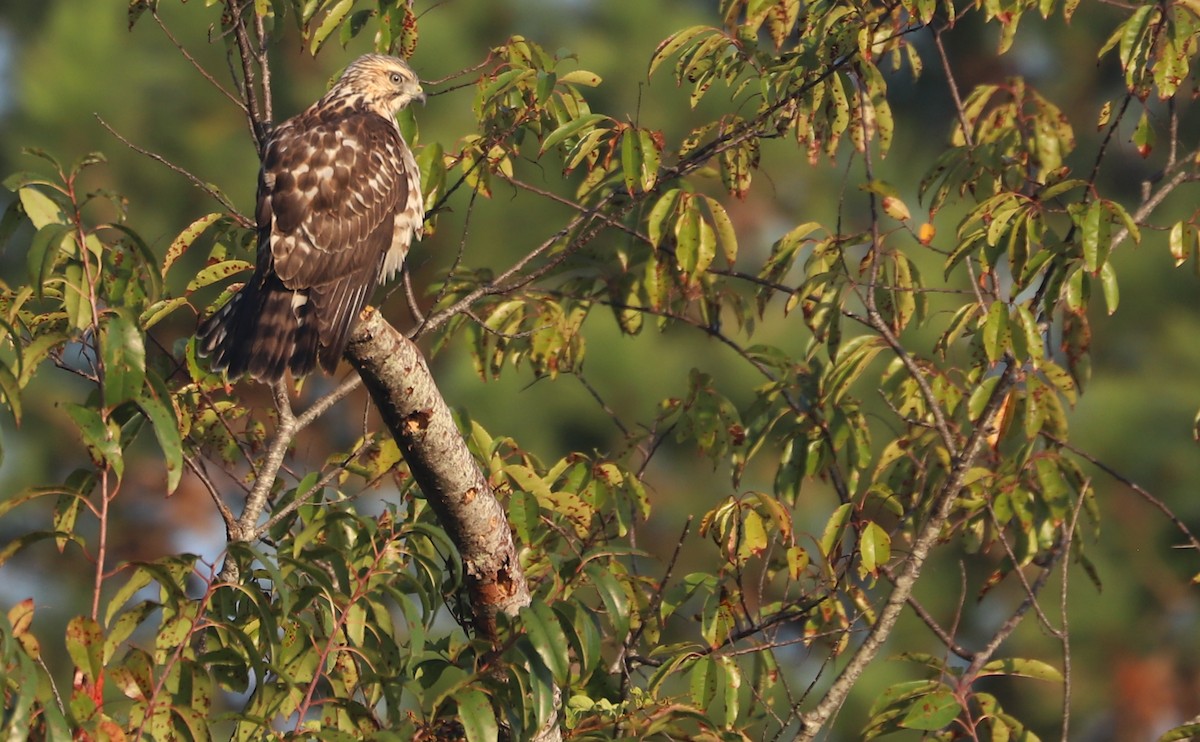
(102, 312, 146, 407)
(703, 195, 738, 265)
(564, 127, 609, 173)
(689, 655, 719, 709)
(309, 0, 354, 54)
(155, 607, 197, 666)
(647, 189, 680, 247)
(718, 655, 742, 728)
(138, 376, 182, 494)
(0, 531, 82, 569)
(1099, 261, 1119, 314)
(820, 503, 852, 558)
(61, 263, 91, 330)
(508, 488, 538, 544)
(104, 600, 158, 665)
(140, 297, 189, 330)
(186, 259, 253, 294)
(514, 635, 557, 729)
(981, 301, 1009, 363)
(1160, 722, 1200, 742)
(64, 403, 122, 479)
(457, 689, 498, 742)
(26, 223, 72, 299)
(162, 212, 223, 280)
(19, 186, 65, 229)
(1065, 266, 1088, 312)
(555, 602, 601, 681)
(736, 509, 768, 563)
(649, 25, 717, 78)
(1081, 200, 1108, 272)
(1131, 108, 1154, 157)
(128, 0, 158, 29)
(900, 689, 961, 730)
(521, 601, 570, 685)
(52, 491, 84, 553)
(559, 69, 602, 87)
(859, 521, 891, 575)
(1013, 305, 1045, 365)
(105, 566, 155, 627)
(586, 562, 630, 638)
(695, 210, 716, 277)
(638, 129, 661, 192)
(620, 127, 644, 194)
(0, 359, 21, 425)
(675, 198, 701, 277)
(824, 335, 886, 404)
(504, 463, 553, 502)
(541, 113, 609, 154)
(978, 657, 1063, 682)
(968, 375, 1002, 421)
(105, 223, 163, 301)
(65, 615, 104, 680)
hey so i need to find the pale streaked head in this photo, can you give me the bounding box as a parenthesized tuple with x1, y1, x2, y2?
(331, 54, 426, 115)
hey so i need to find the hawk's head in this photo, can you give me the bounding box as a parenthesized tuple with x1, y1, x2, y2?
(333, 54, 426, 116)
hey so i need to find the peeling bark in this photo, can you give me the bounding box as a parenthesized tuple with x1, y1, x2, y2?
(345, 309, 561, 741)
(346, 308, 530, 637)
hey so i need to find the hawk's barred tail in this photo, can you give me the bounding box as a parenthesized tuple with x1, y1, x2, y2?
(196, 278, 322, 383)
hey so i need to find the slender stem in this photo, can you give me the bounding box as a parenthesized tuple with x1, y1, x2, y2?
(152, 9, 248, 114)
(1058, 481, 1088, 742)
(797, 362, 1017, 738)
(1047, 433, 1200, 552)
(95, 115, 252, 226)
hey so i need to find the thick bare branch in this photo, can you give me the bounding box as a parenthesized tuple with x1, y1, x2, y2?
(346, 309, 530, 634)
(344, 309, 562, 741)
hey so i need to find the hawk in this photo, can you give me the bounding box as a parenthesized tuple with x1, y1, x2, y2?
(198, 54, 426, 382)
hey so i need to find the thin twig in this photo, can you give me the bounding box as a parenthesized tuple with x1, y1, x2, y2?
(618, 516, 692, 695)
(962, 561, 1058, 679)
(152, 10, 247, 114)
(95, 115, 251, 227)
(882, 564, 974, 660)
(982, 499, 1062, 633)
(504, 175, 652, 244)
(226, 381, 295, 545)
(1046, 433, 1200, 552)
(575, 372, 631, 437)
(797, 360, 1018, 739)
(253, 6, 271, 124)
(228, 0, 268, 150)
(932, 24, 972, 149)
(251, 437, 373, 540)
(1059, 479, 1088, 742)
(184, 454, 237, 531)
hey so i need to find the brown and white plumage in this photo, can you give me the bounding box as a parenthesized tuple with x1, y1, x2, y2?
(198, 54, 425, 382)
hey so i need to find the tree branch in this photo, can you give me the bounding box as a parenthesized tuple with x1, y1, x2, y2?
(344, 308, 562, 742)
(797, 361, 1017, 738)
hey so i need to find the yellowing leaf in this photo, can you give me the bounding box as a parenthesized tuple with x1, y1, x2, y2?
(19, 187, 64, 230)
(559, 69, 602, 87)
(883, 194, 907, 220)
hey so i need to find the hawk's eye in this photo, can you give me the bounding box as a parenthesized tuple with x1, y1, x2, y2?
(389, 72, 403, 85)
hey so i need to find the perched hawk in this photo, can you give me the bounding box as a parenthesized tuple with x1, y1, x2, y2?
(198, 54, 426, 382)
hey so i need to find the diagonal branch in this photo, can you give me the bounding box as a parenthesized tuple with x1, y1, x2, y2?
(96, 115, 252, 227)
(344, 308, 563, 742)
(346, 308, 530, 636)
(796, 360, 1018, 738)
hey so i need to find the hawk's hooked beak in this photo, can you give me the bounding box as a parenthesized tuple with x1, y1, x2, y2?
(414, 88, 427, 106)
